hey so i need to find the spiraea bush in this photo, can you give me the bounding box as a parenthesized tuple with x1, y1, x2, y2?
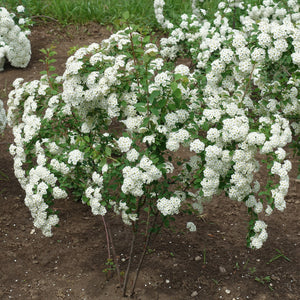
(6, 0, 300, 295)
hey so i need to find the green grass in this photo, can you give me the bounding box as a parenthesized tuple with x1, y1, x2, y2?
(2, 0, 192, 29)
(1, 0, 281, 30)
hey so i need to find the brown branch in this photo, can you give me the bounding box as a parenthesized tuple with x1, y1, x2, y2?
(107, 220, 122, 286)
(130, 210, 158, 296)
(122, 225, 136, 297)
(241, 63, 256, 102)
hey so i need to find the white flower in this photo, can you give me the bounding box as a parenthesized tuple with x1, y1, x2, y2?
(117, 136, 132, 152)
(16, 5, 25, 13)
(68, 150, 84, 165)
(166, 138, 180, 151)
(92, 172, 103, 186)
(126, 148, 139, 162)
(265, 205, 273, 216)
(52, 187, 68, 199)
(174, 64, 190, 75)
(245, 195, 256, 208)
(157, 196, 181, 216)
(186, 222, 197, 232)
(190, 139, 205, 153)
(18, 18, 25, 25)
(254, 201, 263, 214)
(253, 220, 267, 233)
(0, 7, 31, 71)
(250, 237, 263, 249)
(143, 135, 156, 145)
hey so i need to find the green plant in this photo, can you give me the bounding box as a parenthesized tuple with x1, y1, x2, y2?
(267, 249, 291, 264)
(255, 275, 274, 291)
(234, 262, 240, 270)
(6, 0, 299, 297)
(103, 258, 116, 279)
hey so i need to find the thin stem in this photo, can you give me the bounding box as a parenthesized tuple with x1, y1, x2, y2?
(130, 211, 158, 296)
(129, 29, 141, 88)
(122, 225, 136, 297)
(242, 63, 256, 102)
(107, 221, 122, 285)
(102, 216, 111, 259)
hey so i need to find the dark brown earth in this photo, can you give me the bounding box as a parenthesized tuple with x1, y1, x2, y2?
(0, 22, 299, 300)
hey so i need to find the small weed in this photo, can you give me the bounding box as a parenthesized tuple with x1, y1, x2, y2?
(267, 249, 291, 264)
(147, 248, 155, 254)
(203, 249, 206, 264)
(234, 262, 240, 270)
(103, 258, 116, 279)
(67, 45, 82, 56)
(212, 279, 219, 285)
(255, 276, 273, 291)
(248, 266, 256, 274)
(0, 170, 9, 181)
(243, 259, 249, 270)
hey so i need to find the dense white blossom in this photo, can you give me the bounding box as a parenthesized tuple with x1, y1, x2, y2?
(6, 0, 298, 249)
(0, 7, 31, 71)
(157, 196, 181, 216)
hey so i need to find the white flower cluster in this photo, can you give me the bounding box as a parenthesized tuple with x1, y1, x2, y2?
(121, 155, 163, 198)
(85, 172, 107, 216)
(250, 220, 268, 249)
(0, 99, 6, 133)
(110, 200, 138, 225)
(153, 0, 299, 248)
(6, 0, 298, 250)
(270, 159, 291, 212)
(0, 6, 31, 71)
(157, 196, 181, 216)
(153, 0, 174, 29)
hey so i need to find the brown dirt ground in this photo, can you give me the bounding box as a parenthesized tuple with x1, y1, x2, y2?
(0, 23, 299, 300)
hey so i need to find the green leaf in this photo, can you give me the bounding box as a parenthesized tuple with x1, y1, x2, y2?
(150, 107, 159, 116)
(167, 103, 176, 110)
(99, 158, 107, 168)
(49, 65, 56, 72)
(122, 11, 130, 20)
(141, 117, 150, 127)
(105, 146, 111, 157)
(149, 90, 160, 104)
(171, 81, 178, 92)
(143, 35, 151, 44)
(174, 74, 182, 81)
(173, 88, 181, 99)
(136, 106, 147, 113)
(157, 98, 167, 109)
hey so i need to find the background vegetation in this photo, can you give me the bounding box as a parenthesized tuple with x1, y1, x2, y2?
(2, 0, 265, 30)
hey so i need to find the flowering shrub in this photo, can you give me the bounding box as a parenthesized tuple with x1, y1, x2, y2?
(154, 0, 299, 248)
(0, 5, 31, 71)
(6, 0, 300, 295)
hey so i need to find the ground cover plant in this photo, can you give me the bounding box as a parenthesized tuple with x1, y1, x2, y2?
(1, 0, 299, 299)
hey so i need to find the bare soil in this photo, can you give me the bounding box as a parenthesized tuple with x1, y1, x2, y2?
(0, 23, 299, 300)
